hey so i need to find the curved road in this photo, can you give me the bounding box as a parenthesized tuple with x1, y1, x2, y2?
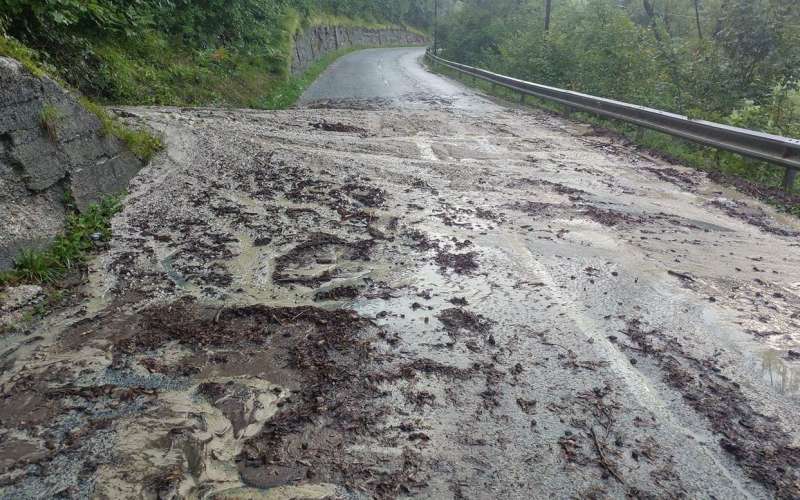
(2, 48, 799, 499)
(299, 47, 496, 111)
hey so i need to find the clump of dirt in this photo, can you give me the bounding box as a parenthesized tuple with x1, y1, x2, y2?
(522, 179, 588, 199)
(305, 98, 390, 110)
(232, 303, 431, 498)
(314, 286, 360, 302)
(310, 121, 368, 134)
(437, 308, 493, 337)
(620, 319, 800, 498)
(474, 207, 502, 221)
(435, 249, 479, 274)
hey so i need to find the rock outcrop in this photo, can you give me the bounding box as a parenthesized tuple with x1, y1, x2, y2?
(0, 57, 143, 270)
(292, 25, 427, 75)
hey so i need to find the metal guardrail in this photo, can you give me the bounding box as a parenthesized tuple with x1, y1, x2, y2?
(426, 50, 800, 191)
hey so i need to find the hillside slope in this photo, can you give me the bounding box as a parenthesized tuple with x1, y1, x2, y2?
(0, 2, 430, 109)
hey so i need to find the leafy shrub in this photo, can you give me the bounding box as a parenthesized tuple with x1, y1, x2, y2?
(0, 0, 434, 108)
(437, 0, 800, 193)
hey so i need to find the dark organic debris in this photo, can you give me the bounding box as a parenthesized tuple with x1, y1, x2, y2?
(437, 308, 493, 337)
(113, 298, 371, 353)
(272, 233, 375, 287)
(435, 249, 479, 274)
(644, 167, 698, 187)
(310, 121, 368, 134)
(581, 206, 645, 227)
(314, 286, 361, 302)
(620, 319, 800, 498)
(709, 199, 799, 237)
(405, 229, 439, 251)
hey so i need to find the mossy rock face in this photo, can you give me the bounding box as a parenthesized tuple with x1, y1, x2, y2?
(0, 56, 143, 271)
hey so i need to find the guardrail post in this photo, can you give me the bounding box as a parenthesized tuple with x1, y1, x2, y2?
(784, 167, 798, 192)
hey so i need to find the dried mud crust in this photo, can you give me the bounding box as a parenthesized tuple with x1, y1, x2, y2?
(618, 320, 800, 498)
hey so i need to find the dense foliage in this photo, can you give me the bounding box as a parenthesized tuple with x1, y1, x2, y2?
(0, 0, 434, 106)
(436, 0, 800, 190)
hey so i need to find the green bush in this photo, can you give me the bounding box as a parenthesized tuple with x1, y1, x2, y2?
(437, 0, 800, 193)
(0, 0, 434, 108)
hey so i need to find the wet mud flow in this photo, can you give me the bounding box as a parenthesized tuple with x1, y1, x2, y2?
(1, 49, 800, 499)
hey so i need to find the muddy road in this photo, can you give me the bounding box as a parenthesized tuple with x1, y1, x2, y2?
(2, 48, 800, 499)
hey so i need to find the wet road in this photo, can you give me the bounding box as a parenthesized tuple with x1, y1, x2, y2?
(2, 49, 800, 499)
(299, 47, 496, 111)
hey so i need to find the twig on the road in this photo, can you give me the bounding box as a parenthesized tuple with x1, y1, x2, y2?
(589, 426, 625, 484)
(667, 270, 695, 282)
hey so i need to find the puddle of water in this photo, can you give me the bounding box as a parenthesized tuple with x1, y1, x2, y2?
(161, 252, 188, 287)
(95, 376, 292, 498)
(746, 349, 800, 397)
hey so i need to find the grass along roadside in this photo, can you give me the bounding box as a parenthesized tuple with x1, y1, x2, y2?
(259, 46, 361, 109)
(79, 98, 163, 162)
(259, 43, 424, 109)
(427, 61, 800, 217)
(1, 35, 164, 163)
(0, 196, 123, 287)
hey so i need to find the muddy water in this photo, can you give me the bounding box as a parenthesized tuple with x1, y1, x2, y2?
(1, 94, 800, 498)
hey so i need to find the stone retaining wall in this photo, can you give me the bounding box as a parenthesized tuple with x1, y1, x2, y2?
(292, 25, 427, 75)
(0, 57, 142, 270)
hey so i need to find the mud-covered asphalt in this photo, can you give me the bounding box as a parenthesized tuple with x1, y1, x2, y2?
(1, 48, 800, 499)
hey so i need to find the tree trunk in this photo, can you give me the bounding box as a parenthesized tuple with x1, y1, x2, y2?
(694, 0, 703, 39)
(642, 0, 661, 41)
(544, 0, 552, 31)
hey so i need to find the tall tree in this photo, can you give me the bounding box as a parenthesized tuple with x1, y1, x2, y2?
(694, 0, 703, 39)
(544, 0, 552, 31)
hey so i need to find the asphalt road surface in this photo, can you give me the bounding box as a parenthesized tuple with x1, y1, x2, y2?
(299, 47, 496, 111)
(1, 47, 799, 499)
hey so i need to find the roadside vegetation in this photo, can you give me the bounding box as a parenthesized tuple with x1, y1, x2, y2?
(436, 0, 800, 194)
(0, 196, 123, 287)
(0, 0, 434, 109)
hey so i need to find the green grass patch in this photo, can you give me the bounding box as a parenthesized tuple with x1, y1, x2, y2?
(39, 103, 63, 141)
(428, 59, 800, 215)
(258, 46, 360, 109)
(260, 42, 427, 109)
(0, 34, 48, 77)
(0, 196, 123, 287)
(79, 97, 163, 162)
